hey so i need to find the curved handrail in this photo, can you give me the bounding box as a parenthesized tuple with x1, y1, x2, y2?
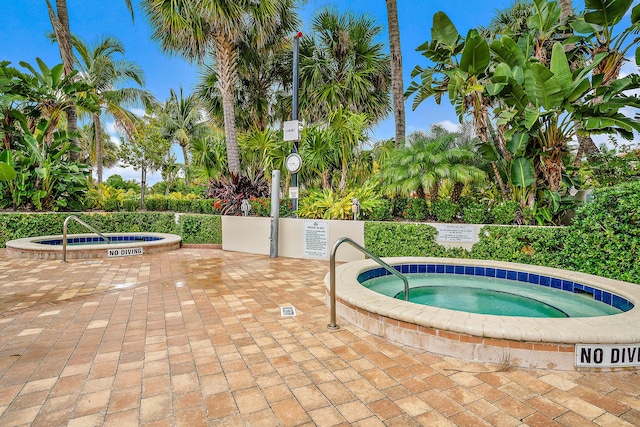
(63, 215, 110, 262)
(328, 237, 409, 330)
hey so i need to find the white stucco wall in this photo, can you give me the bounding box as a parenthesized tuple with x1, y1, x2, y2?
(222, 216, 366, 262)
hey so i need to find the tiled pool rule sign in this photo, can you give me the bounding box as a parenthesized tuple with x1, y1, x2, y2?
(576, 344, 640, 368)
(107, 247, 143, 257)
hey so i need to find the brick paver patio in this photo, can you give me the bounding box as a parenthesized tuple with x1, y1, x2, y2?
(0, 248, 639, 426)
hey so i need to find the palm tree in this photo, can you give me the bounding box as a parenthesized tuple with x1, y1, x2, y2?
(45, 0, 134, 159)
(299, 126, 340, 190)
(160, 87, 208, 185)
(299, 8, 391, 125)
(328, 106, 368, 190)
(385, 0, 406, 147)
(191, 128, 227, 183)
(141, 0, 299, 174)
(77, 123, 118, 180)
(381, 129, 486, 201)
(72, 35, 155, 184)
(195, 15, 297, 133)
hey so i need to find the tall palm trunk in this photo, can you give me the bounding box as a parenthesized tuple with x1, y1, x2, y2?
(46, 0, 79, 160)
(215, 38, 241, 174)
(93, 114, 104, 184)
(385, 0, 405, 147)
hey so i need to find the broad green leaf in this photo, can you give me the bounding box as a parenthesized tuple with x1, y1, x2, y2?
(492, 63, 512, 83)
(584, 115, 640, 134)
(496, 110, 516, 126)
(510, 157, 535, 188)
(486, 83, 506, 96)
(568, 78, 591, 103)
(550, 43, 571, 95)
(524, 108, 540, 129)
(636, 45, 640, 66)
(431, 12, 459, 48)
(570, 18, 600, 34)
(524, 63, 564, 110)
(0, 149, 11, 164)
(50, 63, 64, 86)
(633, 4, 640, 24)
(0, 162, 16, 181)
(477, 142, 498, 161)
(528, 0, 561, 32)
(460, 36, 490, 75)
(584, 0, 633, 27)
(507, 133, 530, 156)
(490, 36, 525, 68)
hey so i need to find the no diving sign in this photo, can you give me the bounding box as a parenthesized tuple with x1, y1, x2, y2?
(576, 344, 640, 368)
(107, 247, 143, 258)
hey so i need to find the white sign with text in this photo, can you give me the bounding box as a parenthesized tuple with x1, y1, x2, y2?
(575, 344, 640, 368)
(437, 224, 476, 243)
(303, 220, 329, 258)
(107, 247, 143, 258)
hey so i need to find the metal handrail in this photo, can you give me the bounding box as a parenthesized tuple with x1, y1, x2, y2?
(328, 237, 409, 330)
(63, 215, 110, 262)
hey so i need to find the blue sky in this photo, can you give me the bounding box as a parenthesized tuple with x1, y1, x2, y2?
(2, 0, 638, 184)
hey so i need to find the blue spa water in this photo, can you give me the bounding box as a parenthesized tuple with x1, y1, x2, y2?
(361, 274, 622, 318)
(36, 236, 162, 246)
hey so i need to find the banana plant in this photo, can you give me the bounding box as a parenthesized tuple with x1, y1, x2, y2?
(410, 1, 640, 219)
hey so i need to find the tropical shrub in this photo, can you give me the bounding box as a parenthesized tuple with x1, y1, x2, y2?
(121, 198, 138, 212)
(402, 198, 428, 221)
(491, 201, 520, 225)
(298, 181, 384, 220)
(461, 200, 491, 224)
(365, 198, 393, 221)
(144, 194, 168, 211)
(430, 200, 457, 222)
(208, 170, 269, 215)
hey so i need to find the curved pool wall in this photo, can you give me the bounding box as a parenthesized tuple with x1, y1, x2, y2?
(6, 233, 181, 260)
(326, 257, 640, 371)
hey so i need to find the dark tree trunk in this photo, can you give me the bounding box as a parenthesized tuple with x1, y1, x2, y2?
(386, 0, 406, 147)
(46, 0, 79, 160)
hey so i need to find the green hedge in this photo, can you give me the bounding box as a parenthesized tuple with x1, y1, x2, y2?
(0, 212, 222, 247)
(562, 182, 640, 283)
(471, 226, 567, 268)
(364, 222, 467, 258)
(364, 182, 640, 284)
(177, 214, 222, 244)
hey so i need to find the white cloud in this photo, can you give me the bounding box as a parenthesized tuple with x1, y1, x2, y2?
(435, 120, 460, 133)
(105, 121, 118, 135)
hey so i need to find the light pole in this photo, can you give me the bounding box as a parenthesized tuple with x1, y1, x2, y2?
(284, 32, 303, 216)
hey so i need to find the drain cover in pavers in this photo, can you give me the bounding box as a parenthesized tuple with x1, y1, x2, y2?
(280, 306, 297, 316)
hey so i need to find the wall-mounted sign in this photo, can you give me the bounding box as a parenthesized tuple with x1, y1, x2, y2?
(107, 247, 143, 257)
(303, 220, 329, 258)
(575, 344, 640, 368)
(437, 224, 475, 243)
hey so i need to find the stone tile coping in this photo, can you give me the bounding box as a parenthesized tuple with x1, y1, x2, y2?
(326, 257, 640, 345)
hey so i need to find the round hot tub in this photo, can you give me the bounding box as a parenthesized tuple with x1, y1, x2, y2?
(327, 257, 640, 370)
(6, 233, 181, 260)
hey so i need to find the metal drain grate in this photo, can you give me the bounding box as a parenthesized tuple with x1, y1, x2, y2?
(280, 306, 297, 317)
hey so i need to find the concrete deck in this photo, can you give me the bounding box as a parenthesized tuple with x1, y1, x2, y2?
(0, 248, 639, 426)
